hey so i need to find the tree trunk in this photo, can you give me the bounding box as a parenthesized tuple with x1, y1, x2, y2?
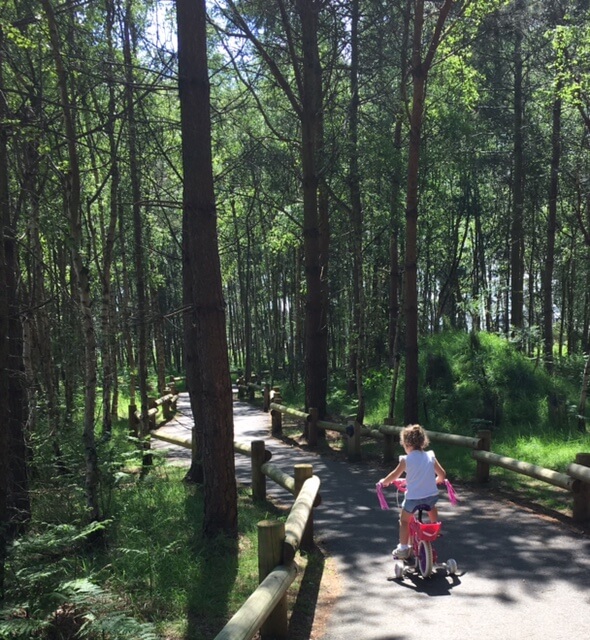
(0, 23, 11, 594)
(152, 288, 167, 394)
(578, 355, 590, 433)
(98, 0, 122, 438)
(297, 0, 329, 419)
(566, 239, 577, 355)
(389, 0, 411, 370)
(403, 1, 427, 425)
(510, 3, 525, 332)
(123, 0, 151, 467)
(5, 220, 31, 535)
(403, 0, 455, 424)
(348, 0, 365, 424)
(176, 0, 238, 538)
(41, 0, 100, 522)
(231, 200, 253, 382)
(117, 202, 137, 407)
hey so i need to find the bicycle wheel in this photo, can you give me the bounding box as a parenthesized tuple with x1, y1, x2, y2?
(446, 558, 458, 575)
(417, 540, 433, 577)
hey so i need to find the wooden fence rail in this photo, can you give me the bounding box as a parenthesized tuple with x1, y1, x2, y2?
(471, 450, 577, 491)
(149, 428, 321, 640)
(267, 396, 590, 523)
(128, 384, 180, 434)
(214, 563, 298, 640)
(236, 376, 272, 411)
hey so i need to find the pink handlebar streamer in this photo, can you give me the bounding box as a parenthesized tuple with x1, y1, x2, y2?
(445, 479, 458, 505)
(375, 482, 390, 510)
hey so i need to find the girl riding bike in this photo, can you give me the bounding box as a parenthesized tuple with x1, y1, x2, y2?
(379, 424, 446, 560)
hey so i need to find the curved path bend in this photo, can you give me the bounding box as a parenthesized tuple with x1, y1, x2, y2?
(152, 395, 590, 640)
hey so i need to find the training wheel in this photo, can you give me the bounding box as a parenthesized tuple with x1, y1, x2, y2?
(393, 562, 404, 580)
(446, 558, 458, 575)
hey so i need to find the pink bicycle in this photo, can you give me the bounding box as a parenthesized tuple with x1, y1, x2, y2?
(376, 479, 458, 580)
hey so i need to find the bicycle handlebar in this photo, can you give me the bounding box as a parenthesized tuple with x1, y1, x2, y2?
(376, 478, 458, 508)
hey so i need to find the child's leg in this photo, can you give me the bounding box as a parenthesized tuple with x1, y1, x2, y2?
(399, 509, 412, 544)
(428, 505, 439, 522)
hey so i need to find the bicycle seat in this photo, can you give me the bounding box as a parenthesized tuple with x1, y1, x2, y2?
(412, 503, 433, 513)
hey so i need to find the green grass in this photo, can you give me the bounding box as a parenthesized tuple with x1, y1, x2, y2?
(494, 429, 589, 472)
(105, 465, 285, 639)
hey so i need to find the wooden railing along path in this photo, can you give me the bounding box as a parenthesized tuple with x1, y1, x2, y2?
(267, 388, 590, 524)
(236, 376, 272, 411)
(127, 377, 181, 434)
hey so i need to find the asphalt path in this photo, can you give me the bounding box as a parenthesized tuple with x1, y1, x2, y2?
(152, 395, 590, 640)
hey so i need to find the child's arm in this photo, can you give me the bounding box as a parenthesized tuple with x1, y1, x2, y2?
(379, 458, 406, 487)
(434, 458, 446, 485)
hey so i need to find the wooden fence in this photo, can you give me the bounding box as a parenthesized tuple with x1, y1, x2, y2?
(236, 376, 272, 411)
(128, 377, 181, 434)
(268, 392, 590, 523)
(149, 428, 321, 640)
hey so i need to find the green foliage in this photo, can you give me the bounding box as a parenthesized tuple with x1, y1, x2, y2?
(104, 470, 270, 636)
(354, 331, 583, 438)
(3, 459, 277, 640)
(416, 331, 548, 432)
(0, 521, 159, 639)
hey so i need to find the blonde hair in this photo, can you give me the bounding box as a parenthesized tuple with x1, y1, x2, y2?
(401, 424, 429, 451)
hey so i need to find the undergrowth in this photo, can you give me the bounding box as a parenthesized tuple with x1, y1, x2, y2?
(1, 444, 284, 640)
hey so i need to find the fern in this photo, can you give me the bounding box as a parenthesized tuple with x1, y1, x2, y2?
(1, 522, 160, 639)
(0, 616, 49, 639)
(84, 613, 160, 639)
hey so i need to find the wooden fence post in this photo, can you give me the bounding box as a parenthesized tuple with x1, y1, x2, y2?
(128, 404, 138, 437)
(348, 421, 361, 463)
(308, 408, 318, 447)
(251, 440, 267, 502)
(258, 520, 288, 639)
(162, 395, 172, 421)
(148, 397, 157, 430)
(572, 453, 590, 522)
(271, 389, 283, 436)
(294, 464, 314, 551)
(476, 429, 492, 483)
(382, 418, 396, 463)
(263, 383, 271, 412)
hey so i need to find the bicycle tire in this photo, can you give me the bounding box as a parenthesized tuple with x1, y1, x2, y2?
(418, 540, 433, 577)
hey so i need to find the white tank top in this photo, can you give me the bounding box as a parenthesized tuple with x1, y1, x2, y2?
(402, 449, 438, 500)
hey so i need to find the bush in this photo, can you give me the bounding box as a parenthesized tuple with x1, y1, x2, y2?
(414, 330, 576, 434)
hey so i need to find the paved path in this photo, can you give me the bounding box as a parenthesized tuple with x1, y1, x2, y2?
(153, 396, 590, 640)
